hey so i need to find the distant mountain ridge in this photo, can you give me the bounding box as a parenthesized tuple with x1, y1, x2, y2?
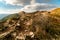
(0, 14, 10, 19)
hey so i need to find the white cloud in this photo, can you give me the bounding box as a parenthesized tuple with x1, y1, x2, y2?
(31, 0, 36, 4)
(0, 3, 57, 14)
(0, 0, 57, 13)
(0, 0, 3, 1)
(4, 0, 35, 6)
(0, 9, 21, 14)
(21, 3, 57, 12)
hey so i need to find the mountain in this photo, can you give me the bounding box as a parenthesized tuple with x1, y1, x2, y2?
(51, 8, 60, 12)
(0, 13, 19, 22)
(0, 10, 60, 40)
(50, 8, 60, 17)
(0, 14, 10, 19)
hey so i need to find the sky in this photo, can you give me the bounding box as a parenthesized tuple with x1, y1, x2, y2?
(0, 0, 60, 14)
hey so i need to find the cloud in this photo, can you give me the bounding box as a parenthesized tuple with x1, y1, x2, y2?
(4, 0, 35, 6)
(0, 0, 57, 13)
(0, 3, 57, 14)
(21, 3, 57, 12)
(0, 9, 21, 14)
(0, 0, 3, 1)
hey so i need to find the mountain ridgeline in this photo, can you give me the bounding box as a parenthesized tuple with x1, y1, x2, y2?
(0, 8, 60, 40)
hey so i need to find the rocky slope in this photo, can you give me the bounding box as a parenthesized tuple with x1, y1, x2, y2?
(0, 9, 60, 40)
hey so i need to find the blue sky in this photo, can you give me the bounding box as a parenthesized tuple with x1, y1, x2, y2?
(37, 0, 60, 4)
(0, 1, 23, 9)
(0, 0, 60, 14)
